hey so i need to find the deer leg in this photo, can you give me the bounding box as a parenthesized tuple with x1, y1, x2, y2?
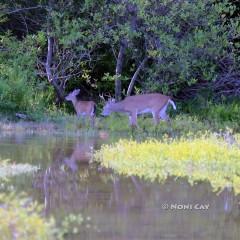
(160, 112, 169, 122)
(90, 115, 95, 128)
(129, 111, 138, 127)
(129, 115, 132, 124)
(152, 110, 160, 125)
(159, 104, 169, 122)
(79, 115, 87, 127)
(90, 105, 96, 128)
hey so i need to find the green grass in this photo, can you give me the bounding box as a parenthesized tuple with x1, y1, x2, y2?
(1, 100, 240, 137)
(97, 113, 238, 138)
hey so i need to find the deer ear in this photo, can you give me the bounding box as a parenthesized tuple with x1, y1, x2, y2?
(75, 89, 80, 94)
(107, 98, 114, 103)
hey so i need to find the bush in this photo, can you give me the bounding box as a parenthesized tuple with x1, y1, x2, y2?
(0, 193, 59, 240)
(181, 99, 240, 131)
(135, 0, 237, 94)
(0, 33, 51, 117)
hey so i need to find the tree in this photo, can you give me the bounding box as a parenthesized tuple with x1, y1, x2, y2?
(37, 0, 97, 103)
(95, 0, 238, 97)
(0, 0, 239, 114)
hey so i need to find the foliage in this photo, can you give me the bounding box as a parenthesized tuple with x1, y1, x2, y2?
(0, 0, 239, 117)
(0, 193, 59, 240)
(95, 135, 240, 194)
(0, 33, 48, 114)
(182, 98, 240, 123)
(92, 0, 239, 95)
(58, 213, 84, 237)
(135, 0, 238, 94)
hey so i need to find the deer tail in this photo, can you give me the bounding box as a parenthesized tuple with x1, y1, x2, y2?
(168, 99, 176, 110)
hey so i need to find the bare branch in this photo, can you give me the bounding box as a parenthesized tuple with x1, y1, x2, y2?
(45, 36, 53, 82)
(5, 6, 45, 15)
(57, 71, 82, 80)
(115, 39, 127, 101)
(127, 57, 148, 96)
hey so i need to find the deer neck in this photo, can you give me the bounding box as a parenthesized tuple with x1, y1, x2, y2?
(71, 98, 79, 111)
(110, 101, 125, 113)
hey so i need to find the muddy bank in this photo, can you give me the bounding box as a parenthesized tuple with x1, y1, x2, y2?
(0, 121, 58, 133)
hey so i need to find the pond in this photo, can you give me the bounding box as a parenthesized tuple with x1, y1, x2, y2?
(0, 132, 240, 240)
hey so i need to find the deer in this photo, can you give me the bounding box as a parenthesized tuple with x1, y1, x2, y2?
(100, 93, 176, 127)
(64, 139, 96, 172)
(65, 89, 96, 127)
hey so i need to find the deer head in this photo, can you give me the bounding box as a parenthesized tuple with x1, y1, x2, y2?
(101, 98, 116, 116)
(65, 89, 80, 101)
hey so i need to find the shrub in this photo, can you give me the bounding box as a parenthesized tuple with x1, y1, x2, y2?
(0, 193, 59, 240)
(0, 33, 51, 117)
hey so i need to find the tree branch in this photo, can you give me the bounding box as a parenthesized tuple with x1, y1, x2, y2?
(45, 35, 65, 101)
(115, 39, 127, 101)
(127, 57, 148, 96)
(5, 6, 45, 15)
(46, 35, 53, 82)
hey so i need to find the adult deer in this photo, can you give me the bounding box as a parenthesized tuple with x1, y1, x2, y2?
(65, 89, 96, 126)
(101, 93, 176, 127)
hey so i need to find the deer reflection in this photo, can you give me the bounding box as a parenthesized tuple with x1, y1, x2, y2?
(33, 136, 147, 217)
(33, 138, 98, 214)
(63, 139, 96, 172)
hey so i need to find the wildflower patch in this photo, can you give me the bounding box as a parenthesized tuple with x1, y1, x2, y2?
(95, 136, 240, 194)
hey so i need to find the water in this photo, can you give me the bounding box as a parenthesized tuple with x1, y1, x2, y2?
(0, 132, 240, 240)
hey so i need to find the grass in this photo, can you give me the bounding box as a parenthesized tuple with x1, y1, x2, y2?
(1, 100, 240, 137)
(95, 134, 240, 195)
(96, 99, 240, 134)
(0, 112, 237, 139)
(97, 113, 239, 138)
(0, 115, 98, 137)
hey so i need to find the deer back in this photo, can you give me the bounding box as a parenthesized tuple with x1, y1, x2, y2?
(122, 94, 170, 112)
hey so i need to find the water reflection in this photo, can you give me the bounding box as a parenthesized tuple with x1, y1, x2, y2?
(35, 168, 240, 240)
(0, 133, 240, 240)
(63, 139, 96, 171)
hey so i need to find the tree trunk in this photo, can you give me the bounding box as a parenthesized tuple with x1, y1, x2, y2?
(45, 1, 64, 103)
(51, 76, 65, 103)
(126, 57, 148, 96)
(115, 40, 127, 101)
(45, 35, 65, 102)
